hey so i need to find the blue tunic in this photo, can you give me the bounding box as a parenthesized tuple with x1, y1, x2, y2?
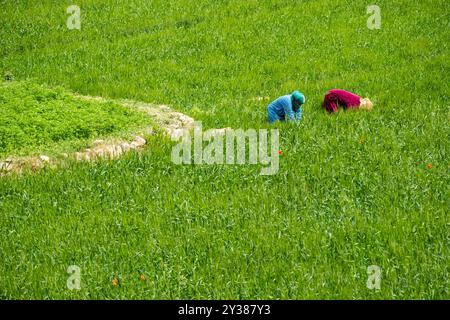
(267, 94, 302, 123)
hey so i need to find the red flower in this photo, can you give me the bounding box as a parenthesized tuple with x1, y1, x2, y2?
(139, 274, 145, 281)
(427, 163, 433, 169)
(278, 150, 283, 155)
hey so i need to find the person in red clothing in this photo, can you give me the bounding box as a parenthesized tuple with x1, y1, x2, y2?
(323, 89, 373, 113)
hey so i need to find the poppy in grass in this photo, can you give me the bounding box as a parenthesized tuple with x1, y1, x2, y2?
(112, 277, 118, 287)
(427, 163, 433, 169)
(139, 274, 145, 281)
(278, 150, 283, 155)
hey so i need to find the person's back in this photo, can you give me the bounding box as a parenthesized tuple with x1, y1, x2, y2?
(268, 95, 291, 120)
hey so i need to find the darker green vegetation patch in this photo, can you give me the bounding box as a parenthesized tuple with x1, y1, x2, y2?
(0, 80, 150, 157)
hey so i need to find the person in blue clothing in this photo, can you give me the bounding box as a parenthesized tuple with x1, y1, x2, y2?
(267, 91, 306, 124)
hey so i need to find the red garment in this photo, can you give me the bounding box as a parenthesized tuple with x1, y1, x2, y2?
(323, 89, 361, 113)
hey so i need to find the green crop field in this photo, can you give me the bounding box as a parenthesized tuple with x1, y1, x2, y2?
(0, 0, 448, 299)
(0, 80, 150, 158)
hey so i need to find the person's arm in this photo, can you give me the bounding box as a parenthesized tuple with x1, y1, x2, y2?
(282, 100, 295, 121)
(294, 107, 302, 122)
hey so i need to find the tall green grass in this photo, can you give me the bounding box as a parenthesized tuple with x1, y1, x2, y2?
(0, 0, 448, 299)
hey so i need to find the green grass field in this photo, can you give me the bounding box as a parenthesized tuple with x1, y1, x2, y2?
(0, 80, 150, 158)
(0, 0, 449, 299)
